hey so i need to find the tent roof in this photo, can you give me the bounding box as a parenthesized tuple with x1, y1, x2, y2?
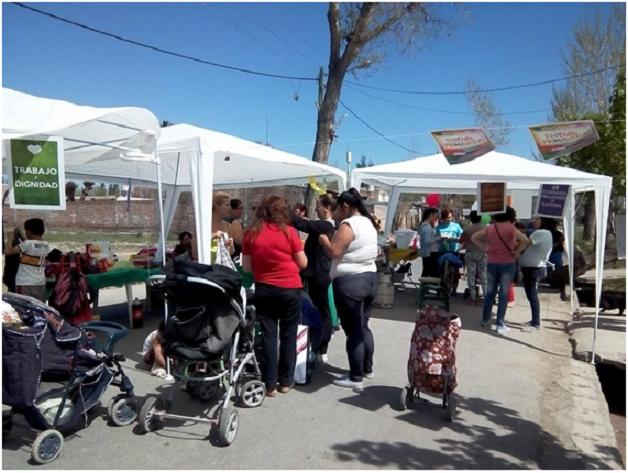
(2, 88, 160, 169)
(352, 150, 611, 193)
(68, 123, 346, 189)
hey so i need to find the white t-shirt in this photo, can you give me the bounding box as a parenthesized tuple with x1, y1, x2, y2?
(16, 239, 49, 287)
(142, 330, 159, 355)
(330, 215, 378, 279)
(518, 229, 553, 268)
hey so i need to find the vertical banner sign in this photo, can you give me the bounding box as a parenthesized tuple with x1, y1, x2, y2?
(477, 182, 507, 214)
(535, 184, 571, 219)
(431, 128, 495, 165)
(529, 120, 599, 160)
(9, 137, 65, 210)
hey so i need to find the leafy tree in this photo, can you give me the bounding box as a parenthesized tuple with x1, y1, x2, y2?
(305, 2, 451, 214)
(550, 5, 625, 240)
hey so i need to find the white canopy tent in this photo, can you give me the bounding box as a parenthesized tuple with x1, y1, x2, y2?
(2, 88, 160, 165)
(352, 151, 612, 362)
(50, 123, 347, 263)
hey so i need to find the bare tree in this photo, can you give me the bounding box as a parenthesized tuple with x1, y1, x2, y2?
(305, 2, 451, 214)
(464, 79, 512, 148)
(551, 4, 625, 120)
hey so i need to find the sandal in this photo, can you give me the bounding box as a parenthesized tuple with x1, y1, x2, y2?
(278, 385, 292, 394)
(266, 389, 277, 397)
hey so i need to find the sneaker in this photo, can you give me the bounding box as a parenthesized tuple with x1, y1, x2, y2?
(480, 319, 491, 328)
(317, 353, 329, 363)
(522, 323, 541, 332)
(333, 375, 363, 390)
(364, 371, 374, 379)
(496, 325, 510, 335)
(152, 368, 167, 378)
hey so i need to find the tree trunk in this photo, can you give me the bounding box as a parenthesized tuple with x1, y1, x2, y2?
(305, 68, 346, 217)
(583, 193, 596, 241)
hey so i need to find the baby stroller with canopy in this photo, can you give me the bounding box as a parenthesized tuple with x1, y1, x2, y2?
(2, 293, 137, 464)
(396, 305, 462, 421)
(141, 260, 264, 446)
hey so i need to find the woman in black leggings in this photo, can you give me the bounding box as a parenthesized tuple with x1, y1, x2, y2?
(319, 188, 378, 390)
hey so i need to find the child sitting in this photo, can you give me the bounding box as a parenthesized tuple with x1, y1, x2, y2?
(141, 321, 167, 378)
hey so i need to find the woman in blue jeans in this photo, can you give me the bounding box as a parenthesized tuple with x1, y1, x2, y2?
(471, 207, 529, 334)
(319, 188, 378, 390)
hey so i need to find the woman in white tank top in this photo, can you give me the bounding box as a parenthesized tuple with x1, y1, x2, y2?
(319, 188, 378, 390)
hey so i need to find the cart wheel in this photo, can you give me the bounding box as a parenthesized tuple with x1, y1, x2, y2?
(217, 406, 239, 446)
(446, 393, 457, 422)
(31, 429, 64, 464)
(397, 386, 412, 411)
(197, 381, 219, 402)
(108, 395, 138, 426)
(138, 397, 161, 433)
(239, 379, 266, 408)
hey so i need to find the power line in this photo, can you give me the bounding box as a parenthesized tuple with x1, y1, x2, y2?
(13, 2, 317, 82)
(231, 3, 311, 64)
(344, 64, 625, 96)
(344, 83, 551, 116)
(338, 98, 430, 156)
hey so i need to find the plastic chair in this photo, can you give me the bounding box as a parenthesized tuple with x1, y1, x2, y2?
(416, 277, 449, 311)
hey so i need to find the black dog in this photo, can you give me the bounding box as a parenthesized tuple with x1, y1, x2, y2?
(576, 286, 626, 315)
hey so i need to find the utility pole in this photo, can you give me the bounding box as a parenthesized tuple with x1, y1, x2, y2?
(317, 66, 325, 110)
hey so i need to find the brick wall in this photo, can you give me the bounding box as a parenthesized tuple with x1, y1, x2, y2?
(2, 185, 307, 236)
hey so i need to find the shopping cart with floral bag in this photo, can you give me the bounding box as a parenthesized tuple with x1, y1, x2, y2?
(396, 304, 461, 421)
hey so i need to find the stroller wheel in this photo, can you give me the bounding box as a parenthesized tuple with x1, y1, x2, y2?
(446, 393, 457, 422)
(108, 394, 138, 426)
(31, 429, 64, 464)
(139, 397, 162, 433)
(396, 387, 412, 411)
(217, 406, 239, 446)
(3, 408, 13, 436)
(239, 379, 266, 408)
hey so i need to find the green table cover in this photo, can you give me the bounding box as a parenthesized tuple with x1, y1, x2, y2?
(86, 266, 161, 290)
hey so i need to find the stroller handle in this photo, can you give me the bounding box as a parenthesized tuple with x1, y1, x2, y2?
(147, 274, 226, 294)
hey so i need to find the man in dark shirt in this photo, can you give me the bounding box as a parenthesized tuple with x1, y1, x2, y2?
(290, 194, 337, 361)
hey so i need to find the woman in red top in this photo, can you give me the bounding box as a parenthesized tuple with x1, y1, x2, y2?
(242, 196, 307, 397)
(471, 207, 529, 335)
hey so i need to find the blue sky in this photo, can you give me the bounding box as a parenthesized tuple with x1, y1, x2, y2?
(2, 2, 620, 169)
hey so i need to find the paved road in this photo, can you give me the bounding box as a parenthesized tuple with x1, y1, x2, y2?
(2, 283, 622, 469)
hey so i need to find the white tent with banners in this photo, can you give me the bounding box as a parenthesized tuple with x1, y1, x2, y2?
(352, 150, 612, 362)
(65, 123, 347, 264)
(3, 90, 346, 263)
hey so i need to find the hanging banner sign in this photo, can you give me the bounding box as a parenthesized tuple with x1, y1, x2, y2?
(529, 120, 599, 160)
(431, 128, 495, 165)
(535, 184, 571, 219)
(477, 182, 507, 214)
(8, 137, 66, 210)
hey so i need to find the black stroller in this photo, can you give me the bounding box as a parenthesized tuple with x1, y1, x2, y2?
(2, 292, 137, 464)
(141, 260, 264, 446)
